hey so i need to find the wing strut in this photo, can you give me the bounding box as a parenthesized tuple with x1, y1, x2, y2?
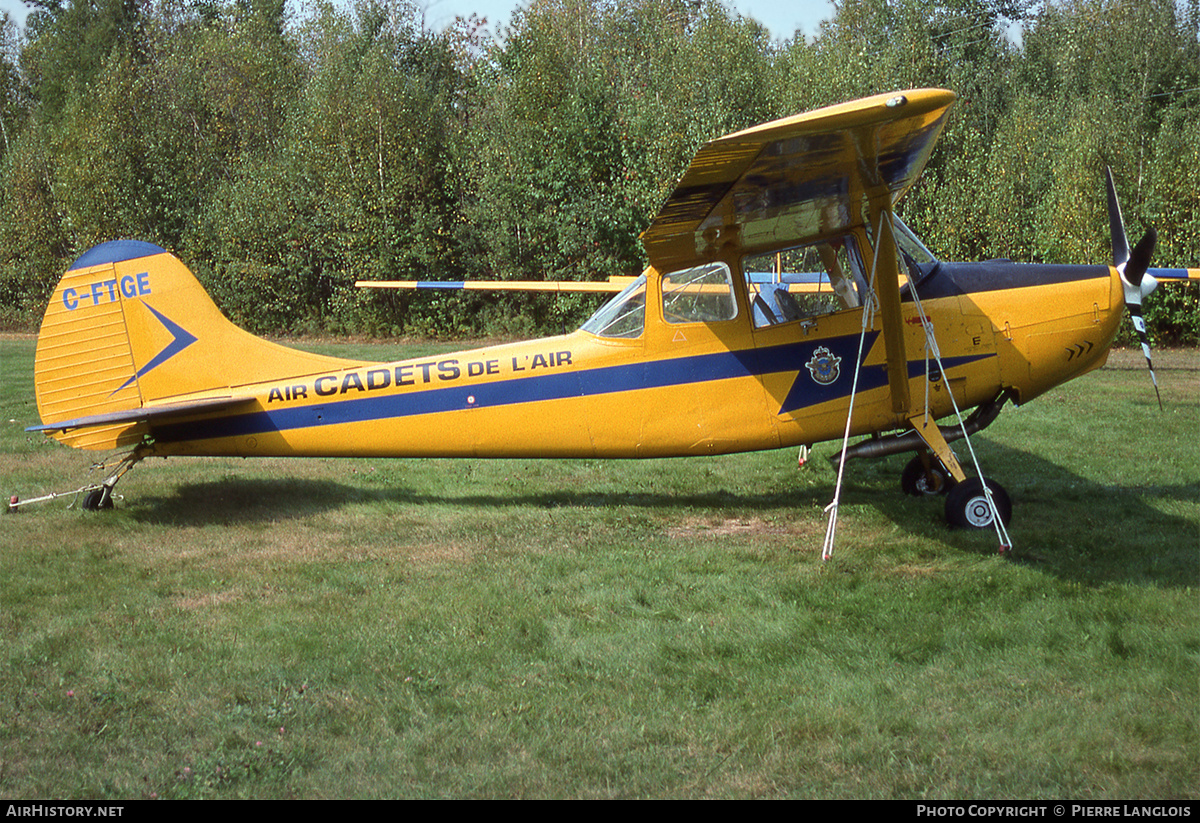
(823, 210, 888, 561)
(824, 210, 1013, 558)
(871, 198, 912, 415)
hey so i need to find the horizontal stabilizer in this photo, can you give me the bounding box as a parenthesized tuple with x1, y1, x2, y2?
(27, 395, 256, 434)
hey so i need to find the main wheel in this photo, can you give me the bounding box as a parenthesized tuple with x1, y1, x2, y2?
(944, 477, 1011, 529)
(901, 454, 951, 497)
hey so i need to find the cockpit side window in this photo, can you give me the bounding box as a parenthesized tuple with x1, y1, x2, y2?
(661, 262, 737, 324)
(743, 236, 866, 329)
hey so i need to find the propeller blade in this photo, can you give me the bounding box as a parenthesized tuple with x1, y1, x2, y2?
(1124, 291, 1164, 412)
(1106, 172, 1163, 411)
(1106, 167, 1129, 268)
(1120, 233, 1163, 411)
(1127, 227, 1157, 284)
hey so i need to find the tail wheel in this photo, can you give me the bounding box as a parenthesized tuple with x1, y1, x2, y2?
(901, 454, 952, 497)
(945, 477, 1011, 529)
(82, 489, 113, 511)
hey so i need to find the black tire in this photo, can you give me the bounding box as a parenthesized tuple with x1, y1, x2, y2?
(901, 454, 951, 497)
(945, 477, 1011, 529)
(82, 489, 113, 511)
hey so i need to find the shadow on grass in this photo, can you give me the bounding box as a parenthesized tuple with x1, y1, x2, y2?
(861, 439, 1199, 588)
(126, 473, 830, 524)
(122, 439, 1198, 589)
(126, 476, 366, 524)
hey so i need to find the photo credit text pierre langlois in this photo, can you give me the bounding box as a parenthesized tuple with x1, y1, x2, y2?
(917, 807, 1193, 819)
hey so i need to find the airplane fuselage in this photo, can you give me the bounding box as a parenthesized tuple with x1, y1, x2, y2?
(135, 259, 1122, 463)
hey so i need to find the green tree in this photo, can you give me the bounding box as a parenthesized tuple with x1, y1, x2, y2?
(191, 0, 471, 334)
(459, 0, 777, 334)
(1143, 101, 1200, 344)
(21, 0, 147, 125)
(0, 0, 1192, 341)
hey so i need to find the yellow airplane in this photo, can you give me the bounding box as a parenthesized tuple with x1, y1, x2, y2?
(23, 89, 1197, 545)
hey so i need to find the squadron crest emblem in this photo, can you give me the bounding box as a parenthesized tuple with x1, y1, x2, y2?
(805, 346, 842, 386)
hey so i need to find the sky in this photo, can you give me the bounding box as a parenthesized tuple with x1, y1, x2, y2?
(0, 0, 836, 41)
(420, 0, 836, 40)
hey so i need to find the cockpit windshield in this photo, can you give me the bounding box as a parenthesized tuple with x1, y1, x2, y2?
(579, 274, 647, 338)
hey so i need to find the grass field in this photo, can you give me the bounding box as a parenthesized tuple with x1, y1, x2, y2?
(1, 336, 1196, 799)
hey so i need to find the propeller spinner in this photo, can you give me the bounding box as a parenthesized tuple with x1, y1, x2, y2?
(1105, 168, 1162, 410)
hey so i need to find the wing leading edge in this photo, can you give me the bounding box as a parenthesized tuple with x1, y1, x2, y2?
(640, 89, 957, 270)
(355, 277, 636, 293)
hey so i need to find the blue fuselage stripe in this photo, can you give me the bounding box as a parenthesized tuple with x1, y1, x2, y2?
(152, 338, 993, 444)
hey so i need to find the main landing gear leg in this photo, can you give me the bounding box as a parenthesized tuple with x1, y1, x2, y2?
(906, 413, 966, 487)
(905, 413, 1012, 533)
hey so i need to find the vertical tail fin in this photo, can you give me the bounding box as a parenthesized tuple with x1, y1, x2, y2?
(34, 240, 362, 450)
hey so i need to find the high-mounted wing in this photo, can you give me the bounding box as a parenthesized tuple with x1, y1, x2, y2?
(357, 91, 954, 294)
(355, 277, 636, 293)
(637, 89, 954, 421)
(1148, 268, 1200, 282)
(640, 89, 957, 270)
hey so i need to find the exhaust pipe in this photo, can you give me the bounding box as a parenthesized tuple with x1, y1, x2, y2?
(832, 390, 1011, 463)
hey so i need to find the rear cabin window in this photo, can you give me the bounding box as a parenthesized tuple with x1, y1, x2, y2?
(743, 236, 866, 328)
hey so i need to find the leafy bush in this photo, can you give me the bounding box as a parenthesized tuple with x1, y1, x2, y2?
(0, 0, 1195, 342)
